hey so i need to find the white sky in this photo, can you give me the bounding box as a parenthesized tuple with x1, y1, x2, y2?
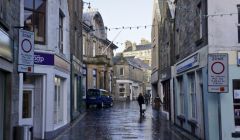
(84, 0, 153, 53)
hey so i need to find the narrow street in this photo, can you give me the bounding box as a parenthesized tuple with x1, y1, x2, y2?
(56, 102, 186, 140)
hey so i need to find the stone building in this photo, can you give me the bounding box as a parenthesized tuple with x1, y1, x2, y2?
(0, 0, 20, 139)
(113, 55, 145, 101)
(122, 41, 152, 66)
(68, 0, 84, 122)
(151, 0, 161, 101)
(173, 0, 240, 139)
(19, 0, 71, 139)
(157, 0, 175, 122)
(82, 10, 118, 95)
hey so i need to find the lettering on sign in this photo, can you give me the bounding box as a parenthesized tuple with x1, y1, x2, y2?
(208, 53, 229, 93)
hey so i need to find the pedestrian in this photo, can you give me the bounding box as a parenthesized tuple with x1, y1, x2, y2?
(137, 93, 145, 116)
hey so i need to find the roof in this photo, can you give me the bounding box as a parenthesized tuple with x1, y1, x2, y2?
(113, 56, 150, 70)
(124, 44, 152, 52)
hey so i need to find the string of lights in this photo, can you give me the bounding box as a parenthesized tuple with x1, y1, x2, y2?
(89, 25, 157, 32)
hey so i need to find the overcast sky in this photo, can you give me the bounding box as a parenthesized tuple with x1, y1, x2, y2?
(84, 0, 153, 53)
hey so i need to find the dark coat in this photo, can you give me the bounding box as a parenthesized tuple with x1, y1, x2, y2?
(137, 95, 144, 105)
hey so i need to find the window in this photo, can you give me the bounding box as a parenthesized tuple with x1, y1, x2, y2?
(197, 3, 203, 39)
(178, 77, 185, 115)
(59, 12, 64, 53)
(83, 36, 86, 55)
(74, 76, 78, 111)
(238, 6, 240, 43)
(120, 67, 124, 76)
(93, 42, 96, 57)
(24, 0, 46, 43)
(188, 73, 197, 119)
(0, 0, 3, 19)
(22, 90, 32, 118)
(119, 84, 125, 97)
(93, 69, 97, 88)
(54, 77, 63, 125)
(233, 80, 240, 131)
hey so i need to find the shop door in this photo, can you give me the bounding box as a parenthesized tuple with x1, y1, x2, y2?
(0, 72, 5, 140)
(22, 88, 34, 125)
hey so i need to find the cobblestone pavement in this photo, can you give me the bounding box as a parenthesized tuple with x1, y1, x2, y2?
(57, 101, 186, 140)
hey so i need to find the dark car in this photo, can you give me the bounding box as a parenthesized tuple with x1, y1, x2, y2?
(86, 89, 113, 108)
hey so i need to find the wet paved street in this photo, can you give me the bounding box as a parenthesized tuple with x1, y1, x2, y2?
(57, 101, 186, 140)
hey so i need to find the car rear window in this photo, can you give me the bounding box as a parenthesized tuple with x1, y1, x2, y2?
(87, 90, 99, 96)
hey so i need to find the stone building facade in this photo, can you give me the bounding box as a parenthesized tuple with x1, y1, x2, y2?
(122, 42, 152, 66)
(68, 0, 84, 122)
(82, 10, 117, 96)
(0, 0, 20, 140)
(113, 55, 145, 101)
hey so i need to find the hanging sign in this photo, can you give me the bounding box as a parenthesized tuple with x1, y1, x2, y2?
(208, 53, 229, 93)
(18, 29, 34, 73)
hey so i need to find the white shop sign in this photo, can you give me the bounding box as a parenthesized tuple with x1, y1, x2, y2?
(18, 29, 34, 73)
(176, 53, 199, 74)
(208, 53, 228, 93)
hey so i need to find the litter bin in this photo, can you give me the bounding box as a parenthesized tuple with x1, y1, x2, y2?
(13, 125, 32, 140)
(154, 97, 161, 110)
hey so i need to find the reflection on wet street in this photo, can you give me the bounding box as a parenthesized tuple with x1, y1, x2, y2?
(57, 101, 185, 140)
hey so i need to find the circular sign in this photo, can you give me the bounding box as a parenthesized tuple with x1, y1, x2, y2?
(21, 39, 32, 53)
(211, 62, 225, 74)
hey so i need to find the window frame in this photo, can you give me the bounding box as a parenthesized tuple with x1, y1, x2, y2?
(238, 6, 240, 43)
(59, 11, 64, 54)
(24, 0, 46, 44)
(54, 77, 63, 126)
(178, 76, 185, 115)
(188, 73, 197, 119)
(119, 67, 124, 76)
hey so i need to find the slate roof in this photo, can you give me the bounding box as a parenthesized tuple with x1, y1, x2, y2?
(113, 56, 150, 70)
(124, 44, 152, 52)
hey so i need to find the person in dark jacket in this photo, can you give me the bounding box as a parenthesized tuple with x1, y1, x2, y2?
(137, 93, 145, 116)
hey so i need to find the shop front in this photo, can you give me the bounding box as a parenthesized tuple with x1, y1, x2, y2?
(0, 27, 12, 140)
(18, 51, 70, 139)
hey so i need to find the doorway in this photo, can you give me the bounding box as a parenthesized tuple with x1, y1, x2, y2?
(0, 71, 5, 140)
(21, 87, 34, 126)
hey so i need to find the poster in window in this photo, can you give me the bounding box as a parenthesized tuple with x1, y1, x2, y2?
(234, 90, 240, 99)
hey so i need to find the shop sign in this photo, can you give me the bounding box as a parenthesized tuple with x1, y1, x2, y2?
(54, 55, 70, 72)
(18, 29, 34, 73)
(176, 53, 199, 74)
(34, 52, 54, 65)
(0, 28, 12, 61)
(208, 53, 228, 93)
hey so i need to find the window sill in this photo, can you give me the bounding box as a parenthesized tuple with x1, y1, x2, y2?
(187, 119, 198, 127)
(177, 115, 186, 122)
(232, 132, 240, 138)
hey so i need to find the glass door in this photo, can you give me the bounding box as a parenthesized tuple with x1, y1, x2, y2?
(22, 89, 34, 125)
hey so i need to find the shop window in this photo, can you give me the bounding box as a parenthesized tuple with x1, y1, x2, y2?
(24, 0, 46, 44)
(178, 77, 185, 115)
(233, 80, 240, 131)
(82, 76, 87, 99)
(54, 77, 63, 125)
(188, 73, 197, 119)
(74, 76, 78, 111)
(119, 84, 125, 96)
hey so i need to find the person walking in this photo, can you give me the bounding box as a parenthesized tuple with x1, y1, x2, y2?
(137, 93, 145, 116)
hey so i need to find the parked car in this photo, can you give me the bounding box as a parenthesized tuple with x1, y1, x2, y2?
(86, 89, 113, 108)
